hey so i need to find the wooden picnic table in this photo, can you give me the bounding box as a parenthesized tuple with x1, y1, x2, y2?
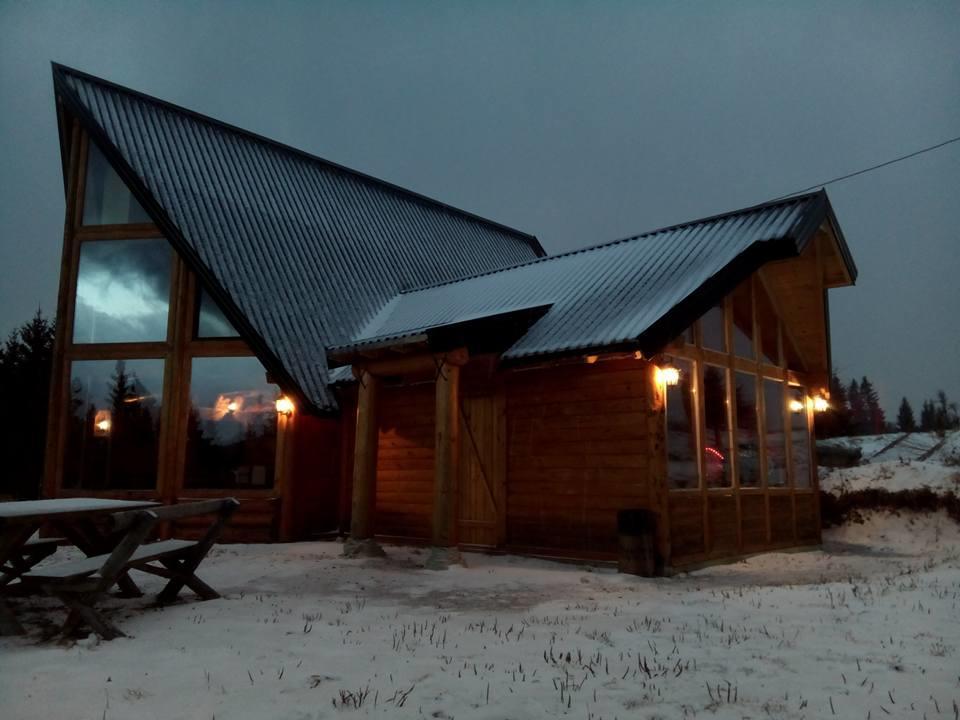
(0, 498, 158, 635)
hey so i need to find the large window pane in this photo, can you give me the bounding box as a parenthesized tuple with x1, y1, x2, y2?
(789, 386, 812, 488)
(756, 284, 780, 366)
(734, 371, 760, 487)
(731, 282, 754, 359)
(64, 359, 163, 490)
(196, 288, 240, 339)
(702, 365, 731, 488)
(73, 239, 172, 344)
(666, 359, 698, 489)
(82, 141, 151, 225)
(185, 357, 278, 489)
(701, 305, 726, 352)
(764, 379, 787, 487)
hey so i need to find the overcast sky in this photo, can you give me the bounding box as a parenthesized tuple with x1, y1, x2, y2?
(1, 1, 957, 415)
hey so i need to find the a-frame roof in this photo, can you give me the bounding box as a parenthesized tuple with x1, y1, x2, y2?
(52, 63, 544, 412)
(330, 190, 857, 365)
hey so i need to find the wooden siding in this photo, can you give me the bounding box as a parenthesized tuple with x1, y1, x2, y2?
(505, 359, 653, 557)
(458, 392, 505, 548)
(375, 383, 435, 540)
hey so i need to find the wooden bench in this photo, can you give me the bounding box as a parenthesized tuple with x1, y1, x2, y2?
(1, 536, 65, 587)
(22, 498, 239, 640)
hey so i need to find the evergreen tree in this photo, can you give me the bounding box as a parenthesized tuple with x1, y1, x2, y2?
(847, 379, 867, 435)
(815, 370, 851, 438)
(859, 376, 885, 434)
(0, 310, 55, 499)
(920, 399, 936, 432)
(896, 397, 916, 432)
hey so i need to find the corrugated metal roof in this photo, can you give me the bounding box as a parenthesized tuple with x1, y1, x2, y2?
(52, 64, 544, 412)
(332, 192, 836, 361)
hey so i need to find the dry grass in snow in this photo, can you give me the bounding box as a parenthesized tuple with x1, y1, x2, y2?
(2, 510, 959, 720)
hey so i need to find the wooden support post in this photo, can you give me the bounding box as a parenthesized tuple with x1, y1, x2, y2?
(427, 358, 461, 569)
(645, 361, 671, 574)
(344, 369, 384, 557)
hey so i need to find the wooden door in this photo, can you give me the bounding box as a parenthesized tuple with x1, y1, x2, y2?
(457, 392, 505, 548)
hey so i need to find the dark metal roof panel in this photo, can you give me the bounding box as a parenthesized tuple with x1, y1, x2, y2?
(341, 193, 830, 359)
(54, 65, 543, 411)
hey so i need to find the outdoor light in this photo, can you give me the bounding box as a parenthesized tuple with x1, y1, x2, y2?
(585, 355, 599, 364)
(812, 396, 829, 413)
(93, 409, 111, 436)
(656, 366, 680, 387)
(226, 400, 239, 414)
(275, 396, 295, 415)
(788, 399, 805, 413)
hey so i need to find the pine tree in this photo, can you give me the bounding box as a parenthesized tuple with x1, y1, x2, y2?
(896, 397, 916, 432)
(859, 376, 885, 434)
(847, 379, 867, 435)
(0, 310, 55, 499)
(815, 370, 851, 438)
(920, 399, 936, 432)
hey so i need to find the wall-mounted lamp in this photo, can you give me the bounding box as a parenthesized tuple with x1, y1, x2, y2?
(226, 400, 240, 414)
(275, 395, 295, 415)
(93, 409, 112, 436)
(585, 355, 599, 364)
(656, 366, 680, 387)
(788, 399, 805, 413)
(812, 395, 829, 413)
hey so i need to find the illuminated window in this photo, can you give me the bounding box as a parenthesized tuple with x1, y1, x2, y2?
(184, 356, 278, 489)
(789, 386, 812, 488)
(63, 359, 164, 490)
(666, 359, 698, 489)
(82, 141, 151, 226)
(764, 379, 787, 487)
(702, 365, 731, 488)
(734, 372, 760, 487)
(73, 239, 172, 344)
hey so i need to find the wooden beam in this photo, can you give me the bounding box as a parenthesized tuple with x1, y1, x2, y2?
(349, 370, 380, 541)
(644, 361, 671, 571)
(432, 360, 460, 549)
(355, 348, 469, 378)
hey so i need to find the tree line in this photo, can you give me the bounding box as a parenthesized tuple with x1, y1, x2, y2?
(817, 370, 959, 438)
(0, 311, 54, 499)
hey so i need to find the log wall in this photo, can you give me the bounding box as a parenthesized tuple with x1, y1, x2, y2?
(504, 359, 655, 557)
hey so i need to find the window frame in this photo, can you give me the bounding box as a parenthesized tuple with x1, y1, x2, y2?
(46, 129, 287, 501)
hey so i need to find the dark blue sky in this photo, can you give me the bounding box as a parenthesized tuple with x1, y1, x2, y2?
(1, 1, 957, 414)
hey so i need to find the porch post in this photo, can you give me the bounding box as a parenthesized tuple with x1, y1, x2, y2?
(427, 355, 462, 569)
(344, 368, 385, 557)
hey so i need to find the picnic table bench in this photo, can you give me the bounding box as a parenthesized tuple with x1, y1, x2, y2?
(21, 498, 239, 640)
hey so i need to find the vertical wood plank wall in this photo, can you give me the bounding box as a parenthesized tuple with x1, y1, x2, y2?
(374, 384, 435, 540)
(504, 359, 653, 558)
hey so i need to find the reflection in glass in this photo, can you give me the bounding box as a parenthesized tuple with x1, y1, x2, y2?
(196, 288, 240, 338)
(666, 359, 698, 489)
(731, 282, 754, 359)
(764, 379, 787, 487)
(63, 359, 163, 490)
(790, 386, 812, 488)
(73, 239, 172, 344)
(735, 372, 760, 487)
(184, 357, 277, 489)
(82, 141, 152, 226)
(701, 305, 726, 352)
(756, 283, 780, 366)
(703, 365, 730, 487)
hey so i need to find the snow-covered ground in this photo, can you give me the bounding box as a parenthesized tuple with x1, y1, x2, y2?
(3, 512, 959, 720)
(4, 433, 958, 720)
(819, 429, 960, 465)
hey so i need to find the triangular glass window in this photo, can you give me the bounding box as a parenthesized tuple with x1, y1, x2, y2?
(196, 287, 240, 338)
(82, 140, 152, 225)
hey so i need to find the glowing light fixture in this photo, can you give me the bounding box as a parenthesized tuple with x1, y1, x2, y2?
(788, 399, 805, 413)
(812, 395, 829, 413)
(656, 365, 680, 387)
(585, 355, 599, 364)
(93, 409, 112, 436)
(275, 395, 295, 415)
(226, 400, 239, 413)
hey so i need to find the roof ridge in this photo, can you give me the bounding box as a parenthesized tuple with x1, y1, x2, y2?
(51, 62, 544, 255)
(401, 190, 826, 295)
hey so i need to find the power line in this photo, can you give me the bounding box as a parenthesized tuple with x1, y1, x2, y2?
(771, 134, 960, 200)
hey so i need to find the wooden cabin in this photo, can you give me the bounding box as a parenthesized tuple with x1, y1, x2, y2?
(43, 65, 856, 571)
